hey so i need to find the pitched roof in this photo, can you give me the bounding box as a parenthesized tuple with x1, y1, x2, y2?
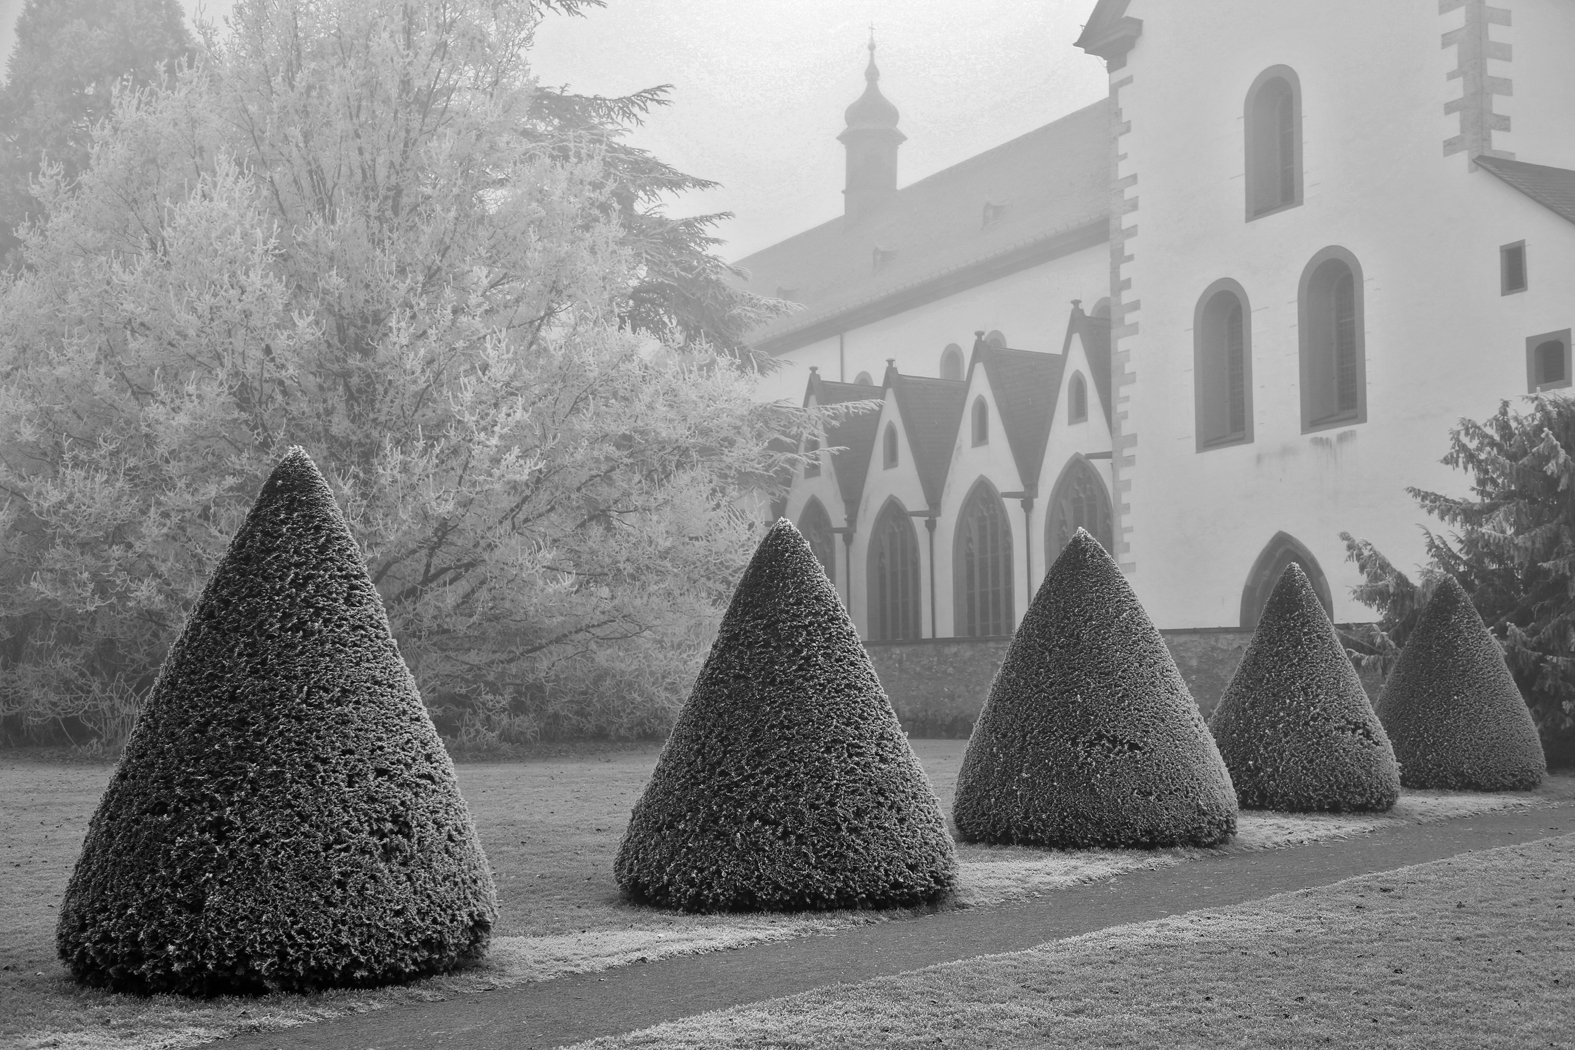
(1475, 156, 1575, 226)
(1062, 306, 1113, 423)
(882, 363, 967, 509)
(805, 372, 884, 520)
(734, 99, 1111, 355)
(971, 341, 1064, 493)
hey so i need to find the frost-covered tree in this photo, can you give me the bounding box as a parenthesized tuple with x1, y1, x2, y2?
(0, 0, 801, 747)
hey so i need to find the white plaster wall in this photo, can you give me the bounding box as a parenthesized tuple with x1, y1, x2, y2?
(1496, 0, 1575, 170)
(1114, 0, 1575, 629)
(1034, 330, 1115, 595)
(931, 365, 1027, 638)
(751, 245, 1108, 405)
(849, 393, 934, 638)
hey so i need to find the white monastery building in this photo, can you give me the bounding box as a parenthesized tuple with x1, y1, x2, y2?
(740, 0, 1575, 672)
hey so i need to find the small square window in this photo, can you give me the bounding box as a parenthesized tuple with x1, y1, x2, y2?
(1501, 241, 1527, 295)
(1526, 329, 1571, 392)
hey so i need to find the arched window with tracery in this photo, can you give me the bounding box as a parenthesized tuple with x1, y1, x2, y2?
(1298, 247, 1366, 431)
(954, 481, 1014, 637)
(971, 397, 989, 446)
(882, 423, 899, 469)
(867, 500, 921, 640)
(1245, 66, 1302, 219)
(1045, 456, 1114, 565)
(939, 344, 964, 381)
(1240, 532, 1333, 630)
(1194, 279, 1253, 449)
(1068, 373, 1088, 424)
(798, 498, 836, 585)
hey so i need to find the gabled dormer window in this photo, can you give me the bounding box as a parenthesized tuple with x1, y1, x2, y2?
(1245, 66, 1303, 220)
(971, 397, 989, 446)
(883, 422, 899, 468)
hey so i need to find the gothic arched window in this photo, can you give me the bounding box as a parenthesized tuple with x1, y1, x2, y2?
(1245, 66, 1302, 219)
(1194, 279, 1253, 449)
(954, 481, 1014, 637)
(798, 498, 836, 585)
(1045, 456, 1114, 566)
(939, 344, 964, 381)
(1240, 532, 1333, 630)
(867, 500, 921, 640)
(1068, 373, 1088, 424)
(882, 423, 899, 469)
(1298, 247, 1366, 431)
(971, 397, 989, 446)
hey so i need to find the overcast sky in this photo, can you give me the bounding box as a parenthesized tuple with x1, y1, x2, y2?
(0, 0, 1109, 259)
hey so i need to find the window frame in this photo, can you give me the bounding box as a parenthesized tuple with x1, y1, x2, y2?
(971, 397, 989, 446)
(882, 422, 899, 469)
(1044, 455, 1115, 567)
(1068, 372, 1088, 424)
(1193, 278, 1255, 451)
(1526, 329, 1572, 392)
(1501, 241, 1528, 295)
(953, 479, 1015, 638)
(866, 498, 922, 641)
(797, 497, 836, 585)
(1243, 65, 1304, 222)
(1298, 246, 1368, 433)
(939, 344, 965, 381)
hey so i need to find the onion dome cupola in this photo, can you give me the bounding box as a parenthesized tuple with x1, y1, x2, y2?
(838, 31, 906, 222)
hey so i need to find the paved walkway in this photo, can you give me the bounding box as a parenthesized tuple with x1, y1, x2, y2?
(218, 804, 1573, 1050)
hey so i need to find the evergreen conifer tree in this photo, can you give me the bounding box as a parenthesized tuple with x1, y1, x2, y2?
(614, 519, 956, 912)
(1375, 574, 1545, 790)
(0, 0, 195, 266)
(56, 447, 498, 995)
(1209, 564, 1400, 811)
(953, 529, 1237, 848)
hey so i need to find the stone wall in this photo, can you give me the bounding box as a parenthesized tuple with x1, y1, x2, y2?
(868, 629, 1381, 737)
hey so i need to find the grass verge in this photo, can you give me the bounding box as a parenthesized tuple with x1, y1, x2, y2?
(567, 832, 1575, 1050)
(2, 743, 1571, 1049)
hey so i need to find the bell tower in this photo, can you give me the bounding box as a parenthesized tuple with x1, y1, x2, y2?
(838, 31, 905, 222)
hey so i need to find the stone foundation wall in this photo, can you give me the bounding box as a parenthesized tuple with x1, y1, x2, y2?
(868, 629, 1382, 738)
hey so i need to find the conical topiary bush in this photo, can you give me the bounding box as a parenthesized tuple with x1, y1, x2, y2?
(614, 518, 956, 912)
(1209, 564, 1400, 812)
(57, 447, 498, 996)
(1374, 574, 1545, 790)
(953, 529, 1237, 848)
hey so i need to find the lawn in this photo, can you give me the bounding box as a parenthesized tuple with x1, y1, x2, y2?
(3, 742, 1572, 1050)
(570, 833, 1575, 1049)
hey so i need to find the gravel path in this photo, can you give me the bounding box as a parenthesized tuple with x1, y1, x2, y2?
(214, 803, 1573, 1050)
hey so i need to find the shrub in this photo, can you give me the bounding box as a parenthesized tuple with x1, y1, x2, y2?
(953, 529, 1237, 848)
(56, 448, 498, 996)
(614, 519, 957, 912)
(1209, 564, 1400, 812)
(1374, 574, 1545, 790)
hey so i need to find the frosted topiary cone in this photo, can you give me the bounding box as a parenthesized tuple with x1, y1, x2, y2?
(953, 529, 1237, 848)
(1209, 563, 1400, 812)
(1375, 574, 1545, 790)
(56, 447, 498, 996)
(615, 518, 957, 912)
